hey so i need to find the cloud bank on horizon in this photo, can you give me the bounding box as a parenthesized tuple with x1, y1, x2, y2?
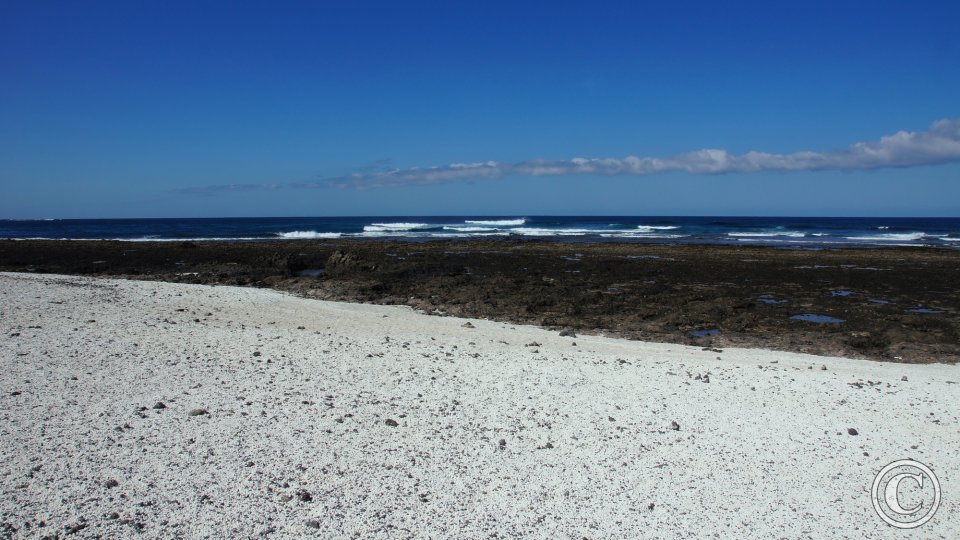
(185, 118, 960, 193)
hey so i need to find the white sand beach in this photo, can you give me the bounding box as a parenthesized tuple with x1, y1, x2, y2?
(1, 272, 957, 538)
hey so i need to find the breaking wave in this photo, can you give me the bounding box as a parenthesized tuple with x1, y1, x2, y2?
(278, 231, 343, 239)
(463, 218, 526, 226)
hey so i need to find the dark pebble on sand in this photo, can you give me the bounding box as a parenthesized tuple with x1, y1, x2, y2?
(461, 322, 475, 328)
(9, 391, 20, 396)
(252, 351, 261, 357)
(385, 418, 399, 427)
(559, 329, 576, 337)
(671, 421, 680, 431)
(296, 490, 313, 502)
(306, 519, 321, 529)
(103, 479, 119, 489)
(847, 428, 858, 435)
(498, 439, 507, 448)
(152, 402, 166, 410)
(64, 523, 88, 535)
(189, 408, 209, 416)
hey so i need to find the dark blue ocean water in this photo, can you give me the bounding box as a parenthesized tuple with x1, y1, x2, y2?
(2, 216, 959, 248)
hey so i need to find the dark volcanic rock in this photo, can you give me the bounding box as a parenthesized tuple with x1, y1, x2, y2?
(2, 239, 958, 363)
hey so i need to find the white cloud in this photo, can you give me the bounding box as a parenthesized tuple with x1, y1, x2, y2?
(317, 118, 960, 189)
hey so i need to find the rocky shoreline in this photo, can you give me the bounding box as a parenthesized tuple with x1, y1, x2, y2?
(1, 239, 957, 363)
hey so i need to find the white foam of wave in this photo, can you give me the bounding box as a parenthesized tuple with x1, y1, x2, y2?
(637, 225, 680, 231)
(599, 233, 686, 239)
(728, 231, 806, 238)
(443, 226, 501, 232)
(505, 227, 685, 237)
(278, 231, 343, 239)
(463, 219, 526, 226)
(363, 222, 433, 232)
(510, 227, 597, 236)
(844, 232, 926, 241)
(940, 237, 960, 242)
(877, 226, 890, 230)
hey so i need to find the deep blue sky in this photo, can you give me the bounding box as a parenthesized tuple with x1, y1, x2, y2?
(1, 1, 958, 218)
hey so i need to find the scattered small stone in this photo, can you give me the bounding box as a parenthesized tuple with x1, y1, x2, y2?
(306, 519, 321, 529)
(188, 408, 209, 417)
(498, 439, 507, 449)
(647, 503, 655, 511)
(152, 402, 166, 410)
(821, 365, 827, 371)
(252, 351, 262, 357)
(103, 479, 119, 489)
(385, 418, 399, 427)
(296, 490, 313, 502)
(847, 428, 859, 436)
(461, 322, 475, 328)
(64, 523, 88, 535)
(525, 341, 541, 347)
(297, 326, 306, 330)
(9, 391, 20, 396)
(107, 512, 120, 520)
(671, 421, 680, 431)
(559, 329, 576, 337)
(901, 376, 908, 382)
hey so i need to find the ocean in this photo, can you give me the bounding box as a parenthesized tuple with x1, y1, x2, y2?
(2, 216, 959, 248)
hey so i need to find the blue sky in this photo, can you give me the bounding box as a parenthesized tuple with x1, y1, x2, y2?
(1, 1, 958, 218)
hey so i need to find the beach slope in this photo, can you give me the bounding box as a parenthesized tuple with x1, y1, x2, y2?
(1, 273, 957, 538)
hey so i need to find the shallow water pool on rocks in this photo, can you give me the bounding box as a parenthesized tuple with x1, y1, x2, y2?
(790, 314, 846, 324)
(688, 328, 720, 337)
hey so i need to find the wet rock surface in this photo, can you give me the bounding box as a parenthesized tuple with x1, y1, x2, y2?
(1, 239, 957, 362)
